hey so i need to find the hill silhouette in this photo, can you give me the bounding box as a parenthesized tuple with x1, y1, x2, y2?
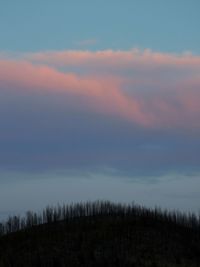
(0, 201, 200, 267)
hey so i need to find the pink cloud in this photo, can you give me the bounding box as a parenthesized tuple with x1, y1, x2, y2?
(0, 59, 151, 126)
(1, 49, 200, 129)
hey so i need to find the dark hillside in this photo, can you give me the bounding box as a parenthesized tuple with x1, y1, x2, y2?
(0, 201, 200, 267)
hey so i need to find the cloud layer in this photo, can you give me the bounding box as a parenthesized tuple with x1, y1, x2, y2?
(1, 49, 200, 174)
(1, 49, 200, 129)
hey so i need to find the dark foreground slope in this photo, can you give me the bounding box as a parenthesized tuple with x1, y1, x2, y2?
(0, 201, 200, 267)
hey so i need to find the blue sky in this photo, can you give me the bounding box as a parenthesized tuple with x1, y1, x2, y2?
(0, 1, 200, 216)
(1, 0, 200, 52)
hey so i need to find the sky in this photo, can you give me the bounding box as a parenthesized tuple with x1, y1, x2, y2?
(0, 0, 200, 217)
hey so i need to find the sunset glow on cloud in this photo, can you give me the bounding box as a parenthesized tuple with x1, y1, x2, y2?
(1, 49, 200, 129)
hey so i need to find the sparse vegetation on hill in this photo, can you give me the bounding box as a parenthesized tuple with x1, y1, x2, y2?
(0, 201, 200, 267)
